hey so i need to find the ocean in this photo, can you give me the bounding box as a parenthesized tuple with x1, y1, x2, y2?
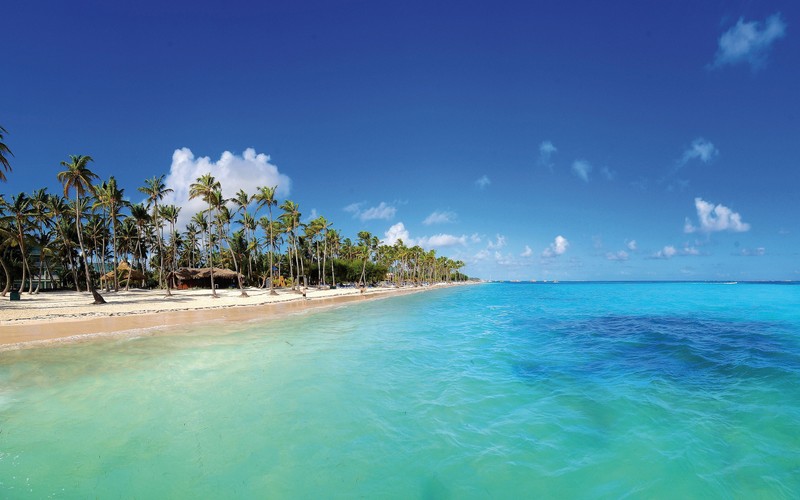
(1, 282, 799, 497)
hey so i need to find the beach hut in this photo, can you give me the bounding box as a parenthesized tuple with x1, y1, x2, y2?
(100, 261, 146, 288)
(168, 267, 243, 290)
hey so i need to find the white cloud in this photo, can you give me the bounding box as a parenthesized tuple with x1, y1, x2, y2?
(683, 246, 700, 256)
(684, 197, 751, 233)
(163, 147, 291, 229)
(600, 166, 616, 180)
(739, 247, 766, 257)
(626, 239, 638, 251)
(571, 160, 592, 182)
(474, 249, 490, 261)
(475, 175, 491, 189)
(487, 234, 506, 250)
(418, 234, 467, 247)
(423, 210, 457, 225)
(303, 208, 318, 223)
(654, 245, 677, 259)
(542, 235, 569, 257)
(677, 138, 719, 168)
(470, 233, 481, 243)
(382, 222, 466, 248)
(606, 250, 629, 261)
(538, 141, 557, 170)
(383, 222, 411, 246)
(346, 201, 397, 221)
(711, 13, 787, 71)
(520, 245, 533, 258)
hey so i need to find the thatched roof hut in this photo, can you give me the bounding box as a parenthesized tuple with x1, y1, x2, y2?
(100, 261, 146, 287)
(168, 267, 243, 289)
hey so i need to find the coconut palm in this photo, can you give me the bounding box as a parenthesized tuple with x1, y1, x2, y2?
(254, 185, 279, 295)
(29, 189, 54, 292)
(57, 155, 105, 304)
(0, 125, 12, 181)
(97, 177, 126, 291)
(189, 173, 221, 297)
(139, 175, 173, 296)
(160, 204, 180, 276)
(327, 228, 340, 288)
(279, 200, 301, 290)
(1, 193, 34, 293)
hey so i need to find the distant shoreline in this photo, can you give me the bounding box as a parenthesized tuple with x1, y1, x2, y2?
(0, 283, 474, 351)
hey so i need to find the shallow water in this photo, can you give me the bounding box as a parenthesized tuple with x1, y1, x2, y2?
(1, 283, 799, 497)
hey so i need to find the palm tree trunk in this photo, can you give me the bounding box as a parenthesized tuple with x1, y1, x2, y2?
(75, 195, 105, 304)
(0, 253, 11, 296)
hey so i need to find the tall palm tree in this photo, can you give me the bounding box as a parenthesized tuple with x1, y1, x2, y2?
(327, 228, 340, 288)
(30, 189, 53, 293)
(139, 175, 173, 296)
(357, 230, 373, 287)
(48, 194, 80, 290)
(102, 177, 126, 291)
(254, 185, 278, 295)
(279, 200, 301, 290)
(0, 125, 12, 181)
(1, 193, 34, 293)
(160, 204, 180, 281)
(189, 173, 221, 298)
(57, 155, 105, 304)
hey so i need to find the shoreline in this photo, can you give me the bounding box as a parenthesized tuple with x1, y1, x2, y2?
(0, 283, 469, 351)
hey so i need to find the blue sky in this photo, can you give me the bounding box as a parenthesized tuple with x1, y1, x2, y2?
(3, 0, 798, 280)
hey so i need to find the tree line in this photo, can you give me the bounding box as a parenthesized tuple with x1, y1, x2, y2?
(0, 126, 468, 304)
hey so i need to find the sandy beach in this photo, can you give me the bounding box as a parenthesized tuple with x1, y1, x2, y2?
(0, 284, 462, 350)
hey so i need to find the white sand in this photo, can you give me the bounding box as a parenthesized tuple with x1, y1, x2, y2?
(0, 284, 466, 349)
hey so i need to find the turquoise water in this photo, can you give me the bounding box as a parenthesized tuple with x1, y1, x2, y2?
(1, 283, 799, 498)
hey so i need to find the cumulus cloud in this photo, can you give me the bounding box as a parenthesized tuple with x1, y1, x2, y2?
(711, 13, 787, 71)
(542, 235, 569, 258)
(382, 222, 466, 248)
(163, 147, 291, 229)
(487, 235, 506, 250)
(470, 233, 481, 243)
(475, 175, 491, 189)
(383, 222, 411, 246)
(520, 245, 533, 258)
(418, 234, 467, 247)
(538, 141, 557, 170)
(571, 160, 592, 182)
(423, 210, 457, 225)
(606, 250, 629, 261)
(345, 201, 397, 221)
(626, 239, 638, 251)
(684, 197, 750, 233)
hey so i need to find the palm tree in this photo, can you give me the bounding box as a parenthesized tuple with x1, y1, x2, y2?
(279, 200, 301, 290)
(1, 193, 34, 293)
(128, 203, 150, 287)
(101, 177, 126, 291)
(189, 173, 221, 298)
(48, 194, 80, 290)
(30, 189, 53, 293)
(57, 155, 105, 304)
(357, 231, 374, 287)
(327, 228, 340, 288)
(139, 175, 173, 296)
(0, 125, 12, 181)
(160, 204, 180, 280)
(254, 186, 279, 295)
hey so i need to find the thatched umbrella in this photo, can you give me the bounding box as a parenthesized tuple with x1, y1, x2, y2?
(101, 261, 145, 287)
